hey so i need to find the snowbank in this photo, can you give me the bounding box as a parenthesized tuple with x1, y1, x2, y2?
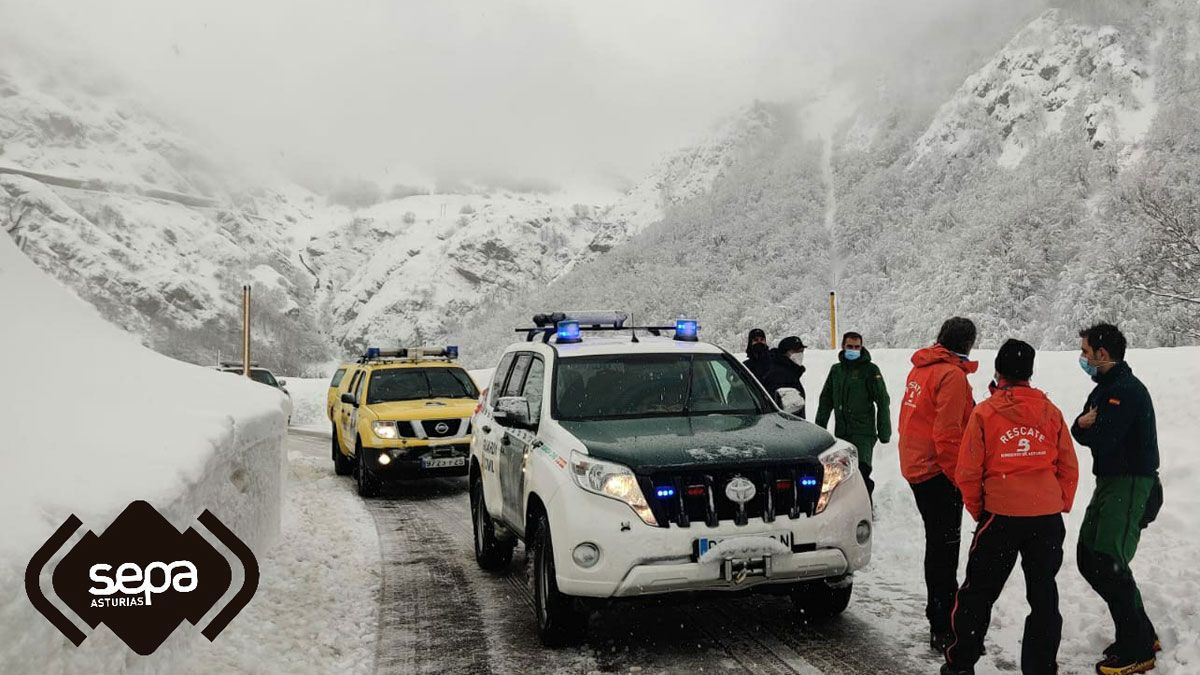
(193, 442, 378, 674)
(285, 377, 332, 434)
(797, 346, 1200, 674)
(0, 234, 288, 673)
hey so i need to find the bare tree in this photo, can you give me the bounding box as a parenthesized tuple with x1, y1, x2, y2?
(1116, 182, 1200, 338)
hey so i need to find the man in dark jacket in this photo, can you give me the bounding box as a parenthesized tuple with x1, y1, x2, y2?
(1071, 323, 1162, 675)
(815, 331, 891, 496)
(743, 328, 771, 382)
(762, 336, 807, 419)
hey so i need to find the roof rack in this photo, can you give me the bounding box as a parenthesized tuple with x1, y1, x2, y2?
(356, 346, 459, 363)
(219, 361, 260, 368)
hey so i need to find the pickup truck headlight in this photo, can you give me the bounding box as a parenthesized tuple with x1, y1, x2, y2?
(815, 442, 858, 514)
(570, 451, 657, 526)
(371, 421, 400, 440)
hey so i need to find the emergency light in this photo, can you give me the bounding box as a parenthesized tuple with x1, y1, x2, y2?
(674, 319, 699, 342)
(556, 321, 582, 344)
(655, 486, 676, 499)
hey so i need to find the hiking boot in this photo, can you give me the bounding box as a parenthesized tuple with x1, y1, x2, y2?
(1103, 639, 1162, 657)
(1096, 654, 1156, 675)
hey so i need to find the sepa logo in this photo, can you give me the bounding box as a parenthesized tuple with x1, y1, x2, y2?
(25, 501, 258, 655)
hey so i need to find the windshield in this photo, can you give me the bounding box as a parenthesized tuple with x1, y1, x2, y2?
(554, 353, 769, 421)
(367, 367, 479, 404)
(249, 369, 279, 387)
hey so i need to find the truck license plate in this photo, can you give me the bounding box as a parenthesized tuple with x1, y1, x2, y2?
(693, 532, 794, 561)
(422, 457, 465, 468)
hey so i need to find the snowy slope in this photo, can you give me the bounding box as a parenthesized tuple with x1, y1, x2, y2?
(913, 9, 1157, 168)
(0, 232, 289, 672)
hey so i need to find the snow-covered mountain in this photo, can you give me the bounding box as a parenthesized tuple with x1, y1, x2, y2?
(912, 8, 1156, 168)
(0, 51, 761, 370)
(455, 3, 1200, 361)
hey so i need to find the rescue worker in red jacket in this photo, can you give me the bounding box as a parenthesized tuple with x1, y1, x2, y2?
(898, 316, 978, 652)
(942, 339, 1079, 675)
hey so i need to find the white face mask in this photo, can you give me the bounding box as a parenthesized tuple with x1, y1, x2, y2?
(790, 352, 805, 367)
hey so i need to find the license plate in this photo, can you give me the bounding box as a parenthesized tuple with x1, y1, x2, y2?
(693, 531, 794, 561)
(421, 457, 465, 469)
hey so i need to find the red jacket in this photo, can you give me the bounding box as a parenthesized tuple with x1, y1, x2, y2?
(956, 384, 1079, 520)
(898, 345, 978, 484)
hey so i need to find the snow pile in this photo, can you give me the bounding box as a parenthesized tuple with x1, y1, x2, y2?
(698, 536, 792, 565)
(284, 377, 333, 433)
(796, 346, 1199, 674)
(0, 234, 288, 673)
(193, 442, 378, 675)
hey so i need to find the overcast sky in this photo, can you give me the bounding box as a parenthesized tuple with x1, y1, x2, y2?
(3, 0, 1045, 189)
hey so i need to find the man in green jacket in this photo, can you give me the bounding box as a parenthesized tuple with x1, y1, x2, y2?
(1071, 323, 1162, 675)
(815, 331, 891, 496)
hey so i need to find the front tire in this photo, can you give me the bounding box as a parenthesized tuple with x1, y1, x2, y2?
(531, 512, 587, 646)
(790, 578, 852, 623)
(332, 424, 353, 476)
(472, 477, 514, 571)
(355, 439, 381, 498)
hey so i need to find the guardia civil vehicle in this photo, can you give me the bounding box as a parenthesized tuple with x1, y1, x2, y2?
(468, 313, 873, 645)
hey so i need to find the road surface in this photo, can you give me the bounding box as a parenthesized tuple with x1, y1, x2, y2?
(288, 431, 922, 674)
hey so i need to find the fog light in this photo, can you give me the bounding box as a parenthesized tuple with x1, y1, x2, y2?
(572, 542, 600, 568)
(377, 452, 392, 466)
(856, 520, 871, 544)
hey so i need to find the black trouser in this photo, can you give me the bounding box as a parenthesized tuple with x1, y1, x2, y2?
(945, 513, 1065, 674)
(910, 473, 963, 634)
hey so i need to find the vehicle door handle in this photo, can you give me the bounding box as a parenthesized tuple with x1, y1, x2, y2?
(501, 435, 510, 446)
(481, 424, 492, 434)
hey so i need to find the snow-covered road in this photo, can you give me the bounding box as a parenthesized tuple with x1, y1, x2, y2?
(282, 432, 921, 674)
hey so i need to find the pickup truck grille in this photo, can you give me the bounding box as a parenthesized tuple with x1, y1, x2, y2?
(636, 462, 825, 528)
(396, 419, 470, 439)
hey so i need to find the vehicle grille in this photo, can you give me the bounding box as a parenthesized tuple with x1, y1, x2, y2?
(418, 418, 468, 438)
(636, 461, 825, 528)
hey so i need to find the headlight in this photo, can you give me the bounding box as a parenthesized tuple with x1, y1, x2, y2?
(570, 451, 657, 526)
(371, 421, 399, 439)
(816, 442, 858, 514)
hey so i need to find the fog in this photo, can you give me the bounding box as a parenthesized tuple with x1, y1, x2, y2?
(2, 0, 1047, 189)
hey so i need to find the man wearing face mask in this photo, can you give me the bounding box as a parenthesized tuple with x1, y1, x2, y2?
(815, 331, 891, 497)
(763, 335, 808, 418)
(1071, 323, 1163, 675)
(898, 316, 978, 653)
(743, 328, 772, 382)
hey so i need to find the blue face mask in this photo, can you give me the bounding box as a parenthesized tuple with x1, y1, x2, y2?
(844, 349, 861, 361)
(1079, 356, 1099, 378)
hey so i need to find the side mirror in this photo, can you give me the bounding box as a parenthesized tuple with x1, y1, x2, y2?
(340, 392, 358, 407)
(494, 396, 531, 427)
(277, 378, 288, 387)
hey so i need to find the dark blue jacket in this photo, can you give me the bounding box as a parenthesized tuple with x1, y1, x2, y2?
(1070, 362, 1159, 477)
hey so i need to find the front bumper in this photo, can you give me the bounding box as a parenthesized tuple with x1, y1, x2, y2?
(360, 442, 470, 479)
(551, 472, 872, 598)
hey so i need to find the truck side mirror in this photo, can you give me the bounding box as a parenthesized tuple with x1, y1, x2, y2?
(494, 396, 531, 427)
(340, 392, 358, 407)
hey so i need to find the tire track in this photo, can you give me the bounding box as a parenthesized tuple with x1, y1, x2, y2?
(305, 429, 914, 674)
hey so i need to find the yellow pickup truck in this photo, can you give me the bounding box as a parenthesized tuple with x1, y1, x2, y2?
(330, 347, 478, 497)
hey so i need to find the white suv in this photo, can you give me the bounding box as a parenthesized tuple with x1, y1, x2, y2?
(468, 314, 872, 645)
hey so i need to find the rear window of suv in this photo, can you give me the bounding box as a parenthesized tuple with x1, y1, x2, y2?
(330, 368, 347, 387)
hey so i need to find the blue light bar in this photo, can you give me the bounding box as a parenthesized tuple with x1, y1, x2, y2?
(365, 347, 381, 359)
(556, 320, 582, 344)
(674, 319, 699, 342)
(446, 345, 459, 359)
(799, 476, 819, 488)
(655, 486, 676, 499)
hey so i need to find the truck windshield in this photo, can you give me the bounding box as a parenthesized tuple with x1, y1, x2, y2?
(554, 353, 768, 421)
(367, 368, 479, 404)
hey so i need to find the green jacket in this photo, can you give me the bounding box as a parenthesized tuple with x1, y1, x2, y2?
(815, 348, 892, 443)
